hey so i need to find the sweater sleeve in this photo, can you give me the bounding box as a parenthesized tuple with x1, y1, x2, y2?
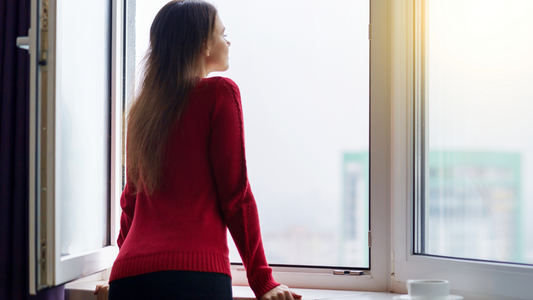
(117, 182, 136, 249)
(209, 77, 280, 299)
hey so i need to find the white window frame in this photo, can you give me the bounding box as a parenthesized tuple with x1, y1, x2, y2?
(28, 0, 124, 293)
(390, 0, 533, 299)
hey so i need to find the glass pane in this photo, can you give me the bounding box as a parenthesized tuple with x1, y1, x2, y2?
(424, 0, 533, 264)
(57, 0, 110, 256)
(134, 0, 370, 268)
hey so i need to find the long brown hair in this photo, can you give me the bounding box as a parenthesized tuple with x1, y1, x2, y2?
(127, 0, 217, 194)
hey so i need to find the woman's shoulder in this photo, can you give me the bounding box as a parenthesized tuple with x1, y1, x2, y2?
(201, 76, 239, 91)
(198, 77, 240, 102)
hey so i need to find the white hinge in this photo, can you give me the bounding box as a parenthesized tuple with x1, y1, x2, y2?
(368, 230, 372, 248)
(333, 270, 364, 276)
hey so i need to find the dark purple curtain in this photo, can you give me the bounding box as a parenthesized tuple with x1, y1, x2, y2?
(0, 0, 64, 299)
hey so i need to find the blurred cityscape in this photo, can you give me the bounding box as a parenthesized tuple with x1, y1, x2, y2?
(230, 151, 371, 268)
(241, 150, 531, 267)
(339, 152, 369, 267)
(426, 151, 524, 263)
(261, 152, 370, 268)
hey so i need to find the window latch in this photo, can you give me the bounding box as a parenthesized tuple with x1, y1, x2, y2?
(333, 270, 364, 276)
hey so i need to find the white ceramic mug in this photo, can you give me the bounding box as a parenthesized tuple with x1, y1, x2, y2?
(407, 279, 450, 300)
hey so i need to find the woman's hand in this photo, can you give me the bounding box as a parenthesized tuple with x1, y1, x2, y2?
(260, 285, 302, 300)
(93, 282, 109, 300)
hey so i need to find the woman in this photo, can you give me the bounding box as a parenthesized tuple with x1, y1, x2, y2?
(100, 1, 302, 299)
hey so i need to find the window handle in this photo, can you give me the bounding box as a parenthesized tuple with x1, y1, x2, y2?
(17, 29, 31, 50)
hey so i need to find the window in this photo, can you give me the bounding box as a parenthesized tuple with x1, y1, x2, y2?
(28, 0, 533, 297)
(30, 1, 458, 291)
(125, 0, 390, 290)
(210, 0, 371, 268)
(25, 0, 394, 292)
(392, 0, 533, 298)
(132, 0, 373, 268)
(28, 0, 123, 293)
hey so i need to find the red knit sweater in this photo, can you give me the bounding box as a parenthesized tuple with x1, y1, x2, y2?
(109, 77, 280, 298)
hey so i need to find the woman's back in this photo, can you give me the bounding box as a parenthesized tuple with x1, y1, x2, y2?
(110, 77, 279, 298)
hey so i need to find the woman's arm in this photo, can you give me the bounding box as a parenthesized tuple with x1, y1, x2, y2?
(209, 77, 283, 298)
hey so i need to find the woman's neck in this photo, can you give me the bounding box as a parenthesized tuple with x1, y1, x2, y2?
(195, 59, 210, 78)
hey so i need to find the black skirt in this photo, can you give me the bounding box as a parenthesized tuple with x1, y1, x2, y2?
(108, 270, 233, 300)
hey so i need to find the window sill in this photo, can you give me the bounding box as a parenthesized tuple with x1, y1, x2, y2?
(64, 280, 398, 300)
